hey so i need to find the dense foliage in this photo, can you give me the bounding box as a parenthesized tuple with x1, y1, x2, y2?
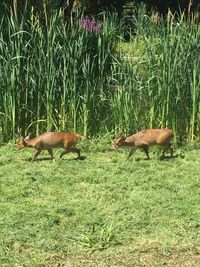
(0, 5, 200, 142)
(1, 1, 199, 15)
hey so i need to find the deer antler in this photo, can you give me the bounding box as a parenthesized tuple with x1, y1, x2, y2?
(18, 128, 22, 137)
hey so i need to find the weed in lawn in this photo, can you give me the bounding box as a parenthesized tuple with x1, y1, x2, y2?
(73, 222, 121, 252)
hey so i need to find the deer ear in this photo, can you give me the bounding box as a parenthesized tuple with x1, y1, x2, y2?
(22, 139, 28, 146)
(24, 135, 30, 141)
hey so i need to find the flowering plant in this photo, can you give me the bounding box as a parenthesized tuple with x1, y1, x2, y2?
(81, 16, 102, 34)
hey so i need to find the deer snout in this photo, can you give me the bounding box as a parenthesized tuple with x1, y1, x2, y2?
(112, 143, 118, 150)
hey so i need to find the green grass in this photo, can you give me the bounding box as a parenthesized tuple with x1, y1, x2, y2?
(0, 140, 200, 266)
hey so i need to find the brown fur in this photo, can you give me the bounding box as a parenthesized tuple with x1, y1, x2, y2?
(112, 128, 174, 159)
(17, 132, 85, 162)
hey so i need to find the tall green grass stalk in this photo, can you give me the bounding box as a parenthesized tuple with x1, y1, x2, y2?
(0, 4, 199, 142)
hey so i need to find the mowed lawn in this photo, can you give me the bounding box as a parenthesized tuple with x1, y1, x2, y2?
(0, 140, 199, 267)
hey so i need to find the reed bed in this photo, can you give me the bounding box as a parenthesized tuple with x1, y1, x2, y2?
(0, 5, 199, 142)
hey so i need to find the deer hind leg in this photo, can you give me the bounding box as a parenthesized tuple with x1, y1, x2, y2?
(47, 149, 54, 161)
(162, 143, 173, 157)
(60, 147, 81, 159)
(141, 145, 150, 160)
(170, 146, 173, 157)
(71, 147, 81, 159)
(60, 150, 70, 159)
(31, 150, 42, 162)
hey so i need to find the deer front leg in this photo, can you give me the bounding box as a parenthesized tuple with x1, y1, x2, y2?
(47, 149, 54, 161)
(31, 150, 41, 163)
(128, 148, 136, 159)
(60, 150, 70, 159)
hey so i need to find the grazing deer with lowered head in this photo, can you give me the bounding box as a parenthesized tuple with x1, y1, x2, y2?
(112, 128, 174, 160)
(17, 130, 85, 162)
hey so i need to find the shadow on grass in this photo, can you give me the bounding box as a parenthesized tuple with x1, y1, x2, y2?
(61, 156, 87, 161)
(159, 154, 181, 161)
(24, 155, 87, 162)
(24, 157, 53, 162)
(134, 154, 182, 161)
(135, 157, 150, 161)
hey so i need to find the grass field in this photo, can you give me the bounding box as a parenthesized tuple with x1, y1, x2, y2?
(0, 139, 200, 267)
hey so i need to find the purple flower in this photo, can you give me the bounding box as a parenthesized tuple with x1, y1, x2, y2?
(81, 16, 88, 29)
(94, 23, 102, 34)
(88, 17, 95, 32)
(81, 16, 102, 35)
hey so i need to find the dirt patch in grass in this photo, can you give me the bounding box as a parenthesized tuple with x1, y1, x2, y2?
(42, 251, 200, 267)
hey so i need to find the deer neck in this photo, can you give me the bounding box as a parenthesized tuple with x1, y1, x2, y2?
(123, 136, 135, 147)
(24, 138, 36, 148)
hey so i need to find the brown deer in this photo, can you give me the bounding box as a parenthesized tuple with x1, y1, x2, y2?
(112, 128, 174, 160)
(17, 130, 85, 162)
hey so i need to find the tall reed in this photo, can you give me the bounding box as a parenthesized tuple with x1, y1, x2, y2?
(0, 4, 199, 143)
(112, 6, 200, 141)
(0, 6, 119, 141)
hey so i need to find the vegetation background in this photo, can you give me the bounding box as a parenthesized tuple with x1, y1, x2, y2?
(0, 0, 200, 143)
